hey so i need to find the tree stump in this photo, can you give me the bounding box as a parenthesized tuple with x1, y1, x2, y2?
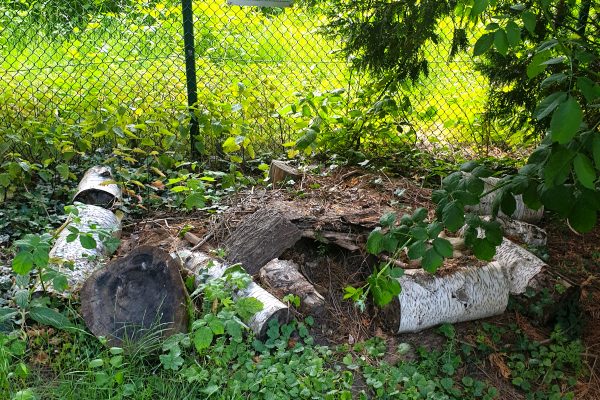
(269, 160, 301, 186)
(223, 208, 302, 275)
(81, 246, 189, 347)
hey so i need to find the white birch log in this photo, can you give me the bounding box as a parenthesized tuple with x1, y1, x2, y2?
(395, 262, 510, 333)
(259, 259, 325, 314)
(73, 165, 121, 207)
(495, 217, 547, 247)
(48, 205, 121, 292)
(175, 250, 289, 339)
(391, 237, 548, 333)
(465, 176, 544, 223)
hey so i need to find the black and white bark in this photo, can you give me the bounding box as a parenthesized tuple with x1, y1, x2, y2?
(73, 166, 121, 208)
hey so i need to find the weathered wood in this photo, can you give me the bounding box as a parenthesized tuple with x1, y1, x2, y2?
(223, 208, 302, 275)
(465, 175, 544, 223)
(176, 250, 289, 339)
(73, 166, 121, 208)
(496, 217, 547, 247)
(301, 230, 361, 251)
(48, 205, 121, 291)
(269, 160, 301, 186)
(81, 246, 189, 347)
(259, 259, 325, 314)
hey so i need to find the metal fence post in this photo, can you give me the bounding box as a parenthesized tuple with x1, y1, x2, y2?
(182, 0, 199, 159)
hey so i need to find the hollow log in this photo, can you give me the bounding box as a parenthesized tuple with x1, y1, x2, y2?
(73, 166, 121, 208)
(48, 205, 121, 292)
(176, 250, 289, 339)
(81, 246, 189, 347)
(465, 176, 544, 223)
(259, 258, 325, 314)
(223, 208, 302, 275)
(269, 160, 301, 186)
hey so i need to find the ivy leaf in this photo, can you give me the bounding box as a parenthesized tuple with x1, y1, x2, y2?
(473, 33, 494, 56)
(193, 326, 214, 352)
(493, 29, 508, 55)
(421, 248, 443, 273)
(12, 252, 34, 275)
(79, 235, 97, 250)
(550, 97, 583, 144)
(432, 237, 453, 258)
(573, 154, 596, 189)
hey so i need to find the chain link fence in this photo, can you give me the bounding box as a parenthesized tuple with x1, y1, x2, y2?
(0, 0, 516, 165)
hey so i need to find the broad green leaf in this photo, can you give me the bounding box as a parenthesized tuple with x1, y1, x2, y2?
(505, 20, 521, 46)
(500, 190, 517, 216)
(593, 136, 600, 169)
(382, 235, 399, 253)
(421, 248, 443, 273)
(193, 326, 214, 352)
(432, 237, 453, 258)
(473, 33, 494, 56)
(79, 235, 97, 250)
(522, 11, 536, 33)
(471, 239, 496, 260)
(573, 154, 596, 189)
(541, 184, 574, 216)
(410, 227, 428, 241)
(29, 306, 72, 329)
(550, 97, 583, 144)
(412, 207, 428, 222)
(493, 29, 508, 55)
(32, 249, 49, 268)
(185, 193, 205, 210)
(577, 77, 600, 103)
(12, 252, 34, 275)
(235, 297, 263, 320)
(56, 164, 70, 180)
(222, 137, 240, 153)
(442, 201, 465, 232)
(296, 129, 317, 150)
(568, 200, 597, 233)
(366, 228, 385, 255)
(540, 56, 566, 65)
(407, 241, 426, 260)
(379, 212, 396, 227)
(471, 0, 489, 17)
(388, 267, 404, 278)
(526, 51, 550, 78)
(427, 222, 444, 238)
(533, 92, 566, 120)
(88, 359, 104, 368)
(541, 73, 567, 89)
(52, 274, 68, 292)
(544, 146, 574, 186)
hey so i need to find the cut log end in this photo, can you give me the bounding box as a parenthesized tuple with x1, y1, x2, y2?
(73, 166, 121, 208)
(269, 160, 301, 186)
(81, 246, 189, 347)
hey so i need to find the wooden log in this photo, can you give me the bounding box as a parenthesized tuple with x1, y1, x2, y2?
(48, 204, 121, 292)
(269, 160, 301, 186)
(223, 208, 302, 275)
(176, 250, 289, 339)
(81, 246, 189, 347)
(496, 217, 547, 247)
(73, 166, 121, 208)
(259, 259, 325, 314)
(383, 237, 566, 333)
(465, 176, 544, 223)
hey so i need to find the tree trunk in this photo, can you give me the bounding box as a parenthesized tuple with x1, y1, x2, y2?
(73, 165, 121, 208)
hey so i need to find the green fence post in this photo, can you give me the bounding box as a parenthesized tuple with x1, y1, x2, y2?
(182, 0, 199, 159)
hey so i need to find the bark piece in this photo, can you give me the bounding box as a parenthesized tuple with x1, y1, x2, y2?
(496, 217, 547, 247)
(73, 166, 121, 208)
(223, 208, 302, 275)
(269, 160, 301, 186)
(259, 259, 325, 314)
(176, 250, 289, 339)
(49, 205, 121, 292)
(465, 175, 544, 223)
(81, 246, 189, 347)
(301, 230, 361, 251)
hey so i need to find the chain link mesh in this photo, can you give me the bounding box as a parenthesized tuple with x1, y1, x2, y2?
(0, 0, 522, 165)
